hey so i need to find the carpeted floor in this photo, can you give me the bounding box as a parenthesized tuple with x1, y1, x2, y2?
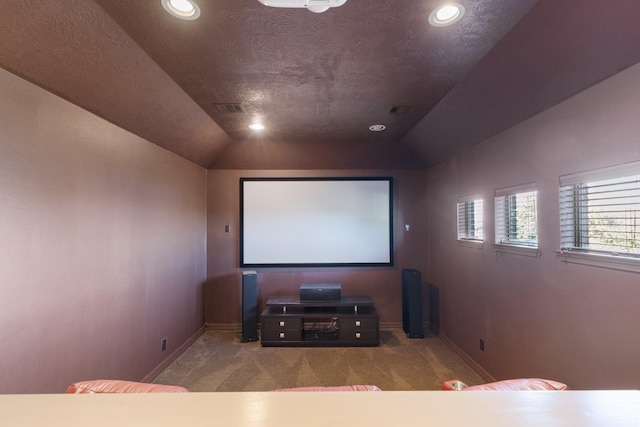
(153, 329, 485, 392)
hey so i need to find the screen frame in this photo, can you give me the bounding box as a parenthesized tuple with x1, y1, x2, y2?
(239, 177, 394, 268)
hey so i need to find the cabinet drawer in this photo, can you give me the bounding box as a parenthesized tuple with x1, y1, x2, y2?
(339, 316, 378, 331)
(261, 316, 302, 331)
(261, 328, 302, 342)
(340, 329, 379, 342)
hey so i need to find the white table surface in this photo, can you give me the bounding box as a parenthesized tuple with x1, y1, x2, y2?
(1, 390, 638, 426)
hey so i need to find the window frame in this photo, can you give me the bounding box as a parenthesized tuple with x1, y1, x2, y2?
(494, 182, 540, 257)
(557, 161, 640, 273)
(457, 195, 484, 247)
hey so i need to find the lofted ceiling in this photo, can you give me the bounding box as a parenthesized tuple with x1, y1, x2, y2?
(1, 0, 639, 169)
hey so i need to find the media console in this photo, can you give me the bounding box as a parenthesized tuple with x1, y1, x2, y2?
(260, 296, 379, 347)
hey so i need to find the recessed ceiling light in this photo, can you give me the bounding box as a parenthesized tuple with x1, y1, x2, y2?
(428, 3, 465, 27)
(369, 124, 386, 132)
(161, 0, 201, 20)
(249, 123, 265, 131)
(307, 6, 330, 13)
(256, 0, 348, 14)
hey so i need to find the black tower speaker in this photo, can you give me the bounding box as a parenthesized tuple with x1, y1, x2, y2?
(241, 271, 258, 342)
(402, 269, 424, 338)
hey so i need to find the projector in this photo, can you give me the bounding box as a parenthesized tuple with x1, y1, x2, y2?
(256, 0, 348, 13)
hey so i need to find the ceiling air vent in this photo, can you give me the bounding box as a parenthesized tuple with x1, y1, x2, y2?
(388, 105, 414, 115)
(214, 103, 244, 114)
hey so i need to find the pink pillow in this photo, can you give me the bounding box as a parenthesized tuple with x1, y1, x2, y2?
(66, 379, 189, 393)
(463, 378, 567, 391)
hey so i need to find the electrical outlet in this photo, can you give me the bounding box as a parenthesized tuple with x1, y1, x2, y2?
(479, 338, 485, 352)
(161, 338, 167, 352)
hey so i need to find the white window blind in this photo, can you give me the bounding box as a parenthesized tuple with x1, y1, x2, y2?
(457, 196, 483, 241)
(495, 183, 537, 247)
(560, 162, 640, 257)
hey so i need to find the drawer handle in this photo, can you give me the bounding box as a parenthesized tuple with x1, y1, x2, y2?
(355, 332, 361, 339)
(279, 321, 285, 327)
(279, 332, 285, 339)
(355, 320, 361, 327)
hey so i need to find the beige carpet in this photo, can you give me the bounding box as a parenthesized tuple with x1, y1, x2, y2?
(154, 329, 484, 392)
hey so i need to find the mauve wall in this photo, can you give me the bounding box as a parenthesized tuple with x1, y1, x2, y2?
(0, 69, 207, 393)
(426, 64, 640, 389)
(205, 169, 429, 327)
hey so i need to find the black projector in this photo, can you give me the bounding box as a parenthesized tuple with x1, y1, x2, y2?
(299, 283, 342, 302)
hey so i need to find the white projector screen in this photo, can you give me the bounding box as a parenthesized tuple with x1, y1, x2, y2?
(240, 177, 394, 267)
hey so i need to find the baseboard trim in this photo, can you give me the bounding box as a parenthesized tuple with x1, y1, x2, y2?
(381, 322, 436, 332)
(438, 332, 495, 383)
(380, 321, 401, 330)
(206, 323, 241, 331)
(143, 325, 206, 383)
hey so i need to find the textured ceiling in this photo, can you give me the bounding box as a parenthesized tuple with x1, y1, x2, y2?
(1, 0, 639, 169)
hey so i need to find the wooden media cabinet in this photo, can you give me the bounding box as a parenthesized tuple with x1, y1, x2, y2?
(260, 296, 379, 347)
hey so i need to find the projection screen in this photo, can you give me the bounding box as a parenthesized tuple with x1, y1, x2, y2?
(240, 177, 394, 267)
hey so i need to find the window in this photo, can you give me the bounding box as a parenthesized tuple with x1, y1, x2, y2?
(559, 162, 640, 260)
(494, 183, 538, 251)
(457, 196, 483, 242)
